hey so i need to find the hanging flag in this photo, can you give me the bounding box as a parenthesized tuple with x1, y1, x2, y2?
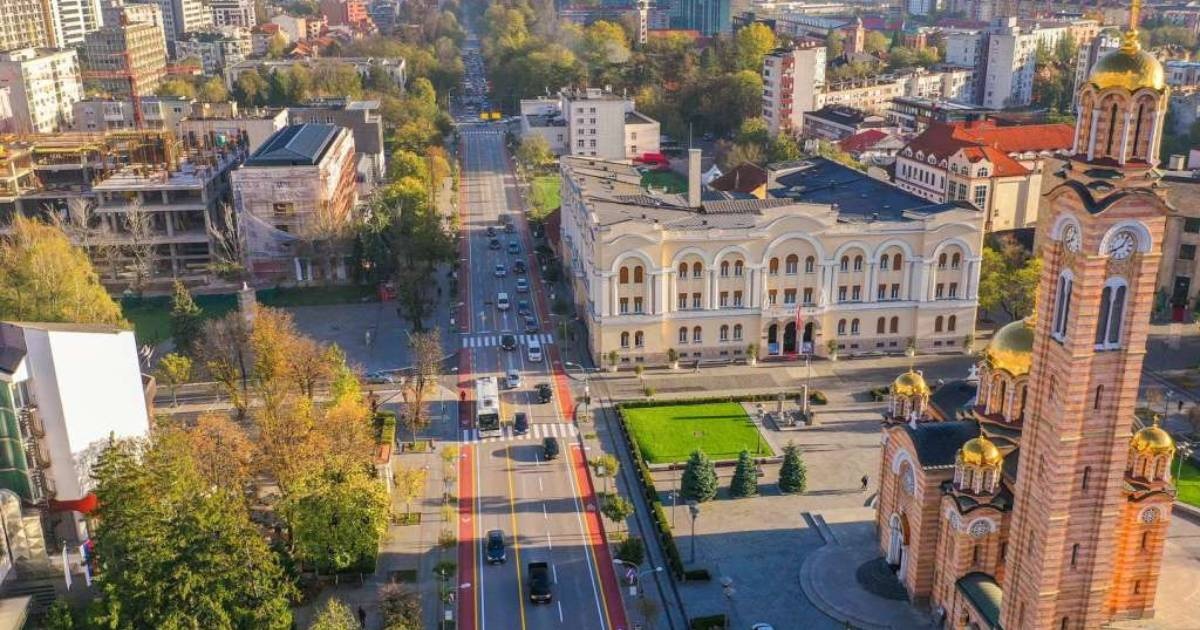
(61, 545, 71, 590)
(79, 542, 93, 587)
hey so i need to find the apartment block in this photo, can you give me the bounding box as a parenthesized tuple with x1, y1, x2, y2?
(1158, 171, 1200, 317)
(141, 0, 212, 43)
(82, 20, 167, 98)
(947, 18, 1069, 110)
(289, 98, 386, 192)
(54, 0, 105, 47)
(71, 95, 190, 131)
(0, 48, 84, 134)
(1072, 29, 1120, 107)
(0, 0, 55, 50)
(320, 0, 369, 27)
(101, 0, 170, 58)
(231, 124, 358, 284)
(174, 27, 252, 74)
(0, 322, 151, 543)
(519, 88, 660, 161)
(210, 0, 256, 28)
(761, 41, 826, 135)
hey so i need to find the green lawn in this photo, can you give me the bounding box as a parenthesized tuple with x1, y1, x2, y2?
(623, 402, 773, 464)
(640, 169, 688, 194)
(1177, 454, 1200, 508)
(530, 174, 561, 218)
(122, 285, 377, 345)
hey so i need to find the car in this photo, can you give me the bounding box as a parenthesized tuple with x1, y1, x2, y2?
(513, 411, 529, 434)
(508, 241, 520, 255)
(516, 278, 529, 292)
(500, 334, 516, 351)
(523, 314, 539, 334)
(506, 371, 522, 389)
(486, 530, 507, 564)
(486, 226, 496, 236)
(513, 261, 526, 274)
(528, 561, 552, 603)
(527, 338, 543, 363)
(496, 293, 510, 310)
(536, 382, 552, 403)
(494, 263, 506, 277)
(504, 222, 515, 233)
(364, 370, 394, 384)
(517, 300, 531, 316)
(542, 437, 559, 460)
(489, 238, 501, 250)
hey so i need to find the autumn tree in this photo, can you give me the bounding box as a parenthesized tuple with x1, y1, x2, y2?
(516, 135, 553, 171)
(0, 215, 124, 325)
(169, 280, 204, 355)
(199, 312, 253, 420)
(176, 412, 255, 490)
(310, 598, 359, 630)
(402, 329, 443, 439)
(281, 466, 389, 575)
(734, 23, 775, 71)
(393, 464, 427, 515)
(978, 241, 1041, 320)
(156, 353, 193, 406)
(198, 77, 229, 103)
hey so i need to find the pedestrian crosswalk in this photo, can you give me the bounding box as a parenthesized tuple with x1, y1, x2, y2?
(461, 333, 554, 349)
(462, 423, 578, 444)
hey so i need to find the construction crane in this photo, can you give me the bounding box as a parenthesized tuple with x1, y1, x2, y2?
(81, 13, 144, 129)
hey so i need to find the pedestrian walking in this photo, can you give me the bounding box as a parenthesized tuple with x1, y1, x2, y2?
(861, 475, 869, 492)
(357, 606, 366, 628)
(1179, 400, 1185, 413)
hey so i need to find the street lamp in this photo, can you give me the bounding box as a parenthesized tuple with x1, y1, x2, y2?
(637, 566, 664, 598)
(687, 501, 700, 564)
(721, 576, 736, 630)
(1176, 441, 1194, 483)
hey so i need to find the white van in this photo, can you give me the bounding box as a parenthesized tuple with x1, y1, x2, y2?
(526, 337, 543, 362)
(497, 292, 510, 310)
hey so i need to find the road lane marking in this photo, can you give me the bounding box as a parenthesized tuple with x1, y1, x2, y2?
(505, 445, 529, 630)
(565, 445, 607, 629)
(552, 562, 558, 583)
(538, 477, 544, 493)
(547, 531, 553, 551)
(558, 601, 564, 623)
(542, 504, 548, 519)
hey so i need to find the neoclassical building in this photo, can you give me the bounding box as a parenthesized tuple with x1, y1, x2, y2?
(875, 11, 1179, 629)
(557, 154, 985, 365)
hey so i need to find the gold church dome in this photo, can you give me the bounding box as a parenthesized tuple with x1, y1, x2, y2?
(1089, 32, 1165, 93)
(1131, 418, 1175, 456)
(891, 369, 930, 397)
(960, 436, 1003, 467)
(983, 318, 1034, 377)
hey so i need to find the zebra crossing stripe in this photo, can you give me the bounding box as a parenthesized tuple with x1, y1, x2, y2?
(458, 423, 577, 444)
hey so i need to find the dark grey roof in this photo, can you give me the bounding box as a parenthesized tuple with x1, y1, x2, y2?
(957, 573, 1004, 630)
(768, 157, 972, 221)
(0, 347, 24, 376)
(930, 379, 977, 421)
(903, 421, 979, 468)
(245, 124, 340, 167)
(805, 105, 875, 128)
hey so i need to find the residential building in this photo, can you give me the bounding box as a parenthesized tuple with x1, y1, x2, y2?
(320, 0, 369, 27)
(557, 150, 984, 364)
(141, 0, 212, 43)
(887, 97, 991, 134)
(1168, 89, 1200, 139)
(1072, 29, 1120, 107)
(174, 27, 252, 75)
(674, 0, 730, 36)
(1166, 60, 1200, 88)
(1157, 170, 1200, 318)
(0, 0, 55, 51)
(744, 13, 864, 54)
(269, 14, 309, 42)
(838, 129, 907, 166)
(946, 18, 1070, 109)
(0, 322, 151, 543)
(210, 0, 256, 28)
(368, 0, 399, 33)
(0, 48, 84, 134)
(289, 98, 386, 192)
(250, 23, 288, 56)
(761, 40, 826, 135)
(223, 57, 406, 92)
(54, 0, 105, 47)
(876, 21, 1176, 627)
(819, 76, 906, 115)
(892, 119, 1073, 230)
(231, 124, 358, 284)
(71, 95, 191, 131)
(519, 88, 660, 161)
(82, 19, 168, 98)
(906, 0, 941, 17)
(177, 102, 289, 153)
(101, 1, 169, 59)
(801, 105, 893, 142)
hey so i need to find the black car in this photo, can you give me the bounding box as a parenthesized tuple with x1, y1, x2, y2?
(486, 530, 506, 564)
(536, 383, 553, 403)
(514, 412, 529, 434)
(513, 260, 526, 274)
(504, 222, 515, 233)
(542, 437, 560, 460)
(486, 226, 496, 237)
(528, 561, 552, 603)
(500, 334, 516, 351)
(489, 238, 501, 250)
(507, 241, 520, 255)
(523, 314, 539, 334)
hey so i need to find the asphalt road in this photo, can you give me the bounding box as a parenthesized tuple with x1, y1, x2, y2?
(454, 125, 626, 630)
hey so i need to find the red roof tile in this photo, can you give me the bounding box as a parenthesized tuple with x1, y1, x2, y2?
(903, 120, 1073, 176)
(839, 129, 889, 154)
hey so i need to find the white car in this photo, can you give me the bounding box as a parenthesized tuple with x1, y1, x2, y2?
(515, 278, 529, 292)
(497, 292, 510, 310)
(506, 370, 522, 389)
(526, 338, 543, 362)
(494, 263, 506, 277)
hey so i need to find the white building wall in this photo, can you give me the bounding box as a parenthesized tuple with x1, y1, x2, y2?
(0, 49, 84, 134)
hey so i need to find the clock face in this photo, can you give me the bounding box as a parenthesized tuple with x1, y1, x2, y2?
(1107, 230, 1137, 260)
(1062, 224, 1081, 252)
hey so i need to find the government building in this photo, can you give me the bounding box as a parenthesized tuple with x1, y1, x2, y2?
(875, 9, 1178, 628)
(557, 152, 985, 365)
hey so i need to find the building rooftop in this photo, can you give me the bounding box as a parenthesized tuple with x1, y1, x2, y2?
(244, 123, 339, 167)
(901, 420, 979, 468)
(956, 573, 1003, 629)
(902, 120, 1074, 176)
(805, 105, 887, 129)
(709, 163, 768, 195)
(4, 321, 128, 334)
(768, 158, 970, 220)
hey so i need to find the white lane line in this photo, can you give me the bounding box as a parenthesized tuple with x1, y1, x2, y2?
(547, 531, 553, 552)
(551, 561, 558, 582)
(557, 601, 564, 623)
(542, 503, 548, 520)
(538, 477, 544, 493)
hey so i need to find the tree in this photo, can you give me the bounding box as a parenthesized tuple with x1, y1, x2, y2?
(310, 598, 359, 630)
(734, 23, 776, 71)
(0, 215, 124, 325)
(402, 328, 443, 437)
(729, 449, 758, 498)
(169, 280, 204, 355)
(590, 453, 619, 484)
(600, 492, 634, 535)
(580, 20, 631, 71)
(864, 31, 890, 54)
(198, 77, 229, 103)
(156, 353, 193, 406)
(978, 243, 1041, 319)
(516, 135, 553, 171)
(43, 600, 74, 630)
(177, 411, 255, 489)
(266, 32, 288, 59)
(234, 69, 270, 106)
(778, 442, 807, 494)
(199, 311, 253, 420)
(615, 535, 645, 566)
(91, 433, 295, 629)
(680, 449, 718, 502)
(281, 466, 389, 575)
(767, 134, 802, 163)
(393, 464, 427, 515)
(157, 78, 197, 99)
(826, 31, 845, 59)
(379, 583, 422, 629)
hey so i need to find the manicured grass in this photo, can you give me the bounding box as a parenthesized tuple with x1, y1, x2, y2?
(640, 169, 688, 194)
(529, 174, 561, 218)
(122, 285, 377, 345)
(623, 402, 773, 464)
(1176, 454, 1200, 508)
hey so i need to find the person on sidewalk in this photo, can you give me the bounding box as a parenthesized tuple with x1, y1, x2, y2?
(861, 475, 869, 492)
(357, 606, 366, 628)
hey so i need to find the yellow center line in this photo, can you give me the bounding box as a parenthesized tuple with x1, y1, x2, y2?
(506, 445, 528, 630)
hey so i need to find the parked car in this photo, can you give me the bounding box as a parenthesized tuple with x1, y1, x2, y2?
(513, 411, 528, 434)
(486, 530, 507, 564)
(542, 437, 559, 460)
(364, 371, 394, 384)
(536, 382, 552, 403)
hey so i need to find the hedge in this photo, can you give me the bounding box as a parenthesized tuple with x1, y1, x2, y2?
(613, 404, 686, 578)
(374, 411, 397, 445)
(619, 391, 814, 410)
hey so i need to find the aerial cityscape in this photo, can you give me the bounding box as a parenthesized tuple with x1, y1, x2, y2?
(0, 0, 1197, 627)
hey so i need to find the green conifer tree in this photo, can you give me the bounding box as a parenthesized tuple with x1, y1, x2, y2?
(778, 442, 807, 494)
(730, 449, 758, 498)
(169, 280, 204, 355)
(680, 449, 718, 502)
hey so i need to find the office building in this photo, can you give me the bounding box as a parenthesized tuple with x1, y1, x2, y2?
(82, 19, 168, 98)
(141, 0, 212, 43)
(289, 98, 386, 192)
(231, 124, 359, 283)
(519, 88, 660, 161)
(210, 0, 256, 28)
(674, 0, 730, 36)
(174, 27, 251, 74)
(0, 48, 84, 134)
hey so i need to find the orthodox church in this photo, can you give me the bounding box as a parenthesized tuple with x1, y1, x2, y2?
(874, 4, 1179, 628)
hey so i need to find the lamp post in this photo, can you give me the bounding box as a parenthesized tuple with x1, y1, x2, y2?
(1176, 441, 1194, 484)
(721, 577, 736, 630)
(637, 566, 664, 597)
(564, 361, 592, 423)
(687, 501, 700, 564)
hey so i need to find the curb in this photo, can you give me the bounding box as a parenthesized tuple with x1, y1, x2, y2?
(797, 544, 892, 630)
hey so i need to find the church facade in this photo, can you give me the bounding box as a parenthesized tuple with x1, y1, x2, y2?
(874, 7, 1179, 628)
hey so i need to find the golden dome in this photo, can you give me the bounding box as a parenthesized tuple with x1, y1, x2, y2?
(960, 436, 1003, 467)
(892, 369, 931, 397)
(1131, 419, 1175, 456)
(983, 319, 1034, 377)
(1088, 32, 1165, 92)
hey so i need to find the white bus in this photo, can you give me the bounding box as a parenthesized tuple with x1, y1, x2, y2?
(475, 376, 502, 438)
